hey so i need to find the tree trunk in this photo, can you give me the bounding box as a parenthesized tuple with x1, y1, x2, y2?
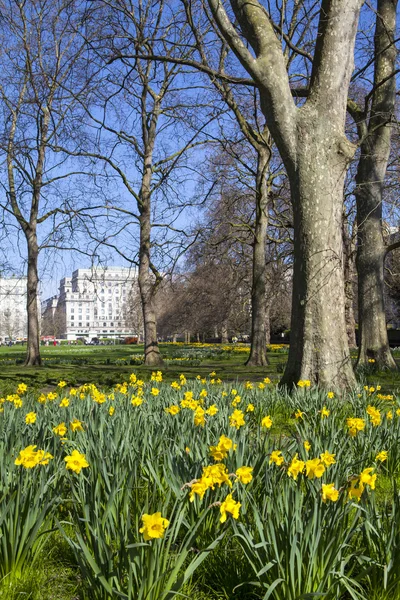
(221, 323, 229, 344)
(265, 296, 271, 346)
(281, 112, 356, 388)
(138, 203, 163, 367)
(345, 281, 357, 349)
(25, 231, 42, 366)
(355, 0, 397, 371)
(343, 214, 357, 348)
(356, 228, 395, 368)
(247, 145, 270, 367)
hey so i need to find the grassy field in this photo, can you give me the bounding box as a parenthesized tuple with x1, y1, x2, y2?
(0, 342, 400, 391)
(0, 343, 288, 389)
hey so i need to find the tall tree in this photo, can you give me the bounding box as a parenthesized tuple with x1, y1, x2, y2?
(205, 0, 363, 387)
(68, 0, 215, 366)
(349, 0, 398, 369)
(0, 0, 93, 365)
(180, 1, 272, 364)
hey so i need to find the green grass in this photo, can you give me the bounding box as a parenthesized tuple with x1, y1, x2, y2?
(0, 343, 400, 392)
(0, 344, 283, 388)
(0, 532, 82, 600)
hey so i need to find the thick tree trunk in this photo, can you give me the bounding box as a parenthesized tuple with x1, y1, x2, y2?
(355, 0, 397, 371)
(25, 232, 42, 366)
(281, 112, 356, 388)
(247, 146, 270, 367)
(138, 204, 163, 367)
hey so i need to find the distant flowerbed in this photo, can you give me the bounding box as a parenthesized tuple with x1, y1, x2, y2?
(0, 374, 399, 599)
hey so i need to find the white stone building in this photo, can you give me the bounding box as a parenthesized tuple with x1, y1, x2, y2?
(42, 267, 141, 340)
(0, 276, 28, 341)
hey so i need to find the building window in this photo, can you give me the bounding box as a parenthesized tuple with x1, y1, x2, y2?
(103, 322, 106, 327)
(79, 322, 82, 326)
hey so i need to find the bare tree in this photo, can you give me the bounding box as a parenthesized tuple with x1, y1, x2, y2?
(0, 0, 94, 365)
(65, 0, 217, 366)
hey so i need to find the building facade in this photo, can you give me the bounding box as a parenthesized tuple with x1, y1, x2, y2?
(42, 267, 141, 340)
(0, 276, 28, 341)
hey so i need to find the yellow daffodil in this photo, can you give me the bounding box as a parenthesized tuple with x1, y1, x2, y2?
(261, 415, 272, 429)
(321, 483, 339, 502)
(287, 454, 305, 480)
(376, 450, 388, 462)
(269, 450, 284, 466)
(64, 450, 89, 474)
(229, 409, 245, 429)
(53, 422, 67, 436)
(220, 494, 241, 523)
(25, 412, 36, 424)
(236, 466, 253, 484)
(140, 512, 169, 540)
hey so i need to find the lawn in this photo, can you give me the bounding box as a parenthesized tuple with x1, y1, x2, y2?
(0, 342, 400, 391)
(0, 343, 288, 389)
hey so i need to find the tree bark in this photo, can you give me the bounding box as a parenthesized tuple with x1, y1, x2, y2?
(138, 205, 164, 366)
(25, 231, 42, 366)
(247, 146, 270, 366)
(265, 296, 271, 346)
(343, 213, 357, 348)
(355, 0, 398, 370)
(221, 322, 229, 344)
(280, 109, 356, 388)
(345, 275, 357, 349)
